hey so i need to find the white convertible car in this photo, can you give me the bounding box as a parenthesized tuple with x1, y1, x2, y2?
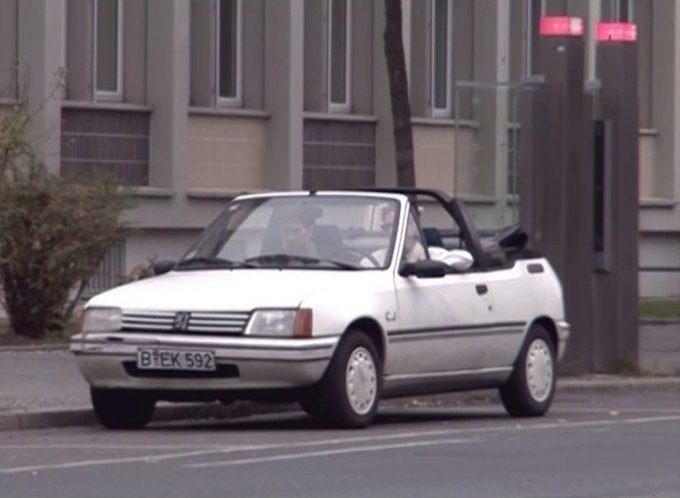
(71, 189, 569, 429)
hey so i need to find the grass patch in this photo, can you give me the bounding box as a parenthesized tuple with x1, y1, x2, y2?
(639, 299, 680, 320)
(0, 319, 75, 347)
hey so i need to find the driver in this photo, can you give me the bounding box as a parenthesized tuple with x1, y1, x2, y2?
(282, 212, 318, 257)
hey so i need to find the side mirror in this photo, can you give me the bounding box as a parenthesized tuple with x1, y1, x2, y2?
(399, 259, 447, 278)
(152, 260, 176, 275)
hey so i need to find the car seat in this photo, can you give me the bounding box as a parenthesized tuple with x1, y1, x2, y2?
(312, 225, 344, 258)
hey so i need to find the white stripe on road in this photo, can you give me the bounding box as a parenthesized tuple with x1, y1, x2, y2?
(185, 414, 680, 469)
(0, 446, 267, 475)
(552, 407, 680, 414)
(0, 444, 234, 450)
(186, 438, 480, 468)
(1, 414, 679, 474)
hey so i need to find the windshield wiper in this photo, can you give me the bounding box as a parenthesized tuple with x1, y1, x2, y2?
(244, 254, 360, 270)
(176, 256, 255, 269)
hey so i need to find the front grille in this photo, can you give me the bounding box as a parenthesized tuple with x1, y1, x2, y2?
(123, 362, 240, 379)
(121, 311, 250, 336)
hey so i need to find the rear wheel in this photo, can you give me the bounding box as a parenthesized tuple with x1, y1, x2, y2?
(500, 324, 556, 417)
(91, 388, 155, 429)
(316, 330, 381, 428)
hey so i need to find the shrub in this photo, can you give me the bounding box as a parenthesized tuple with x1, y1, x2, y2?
(0, 97, 130, 338)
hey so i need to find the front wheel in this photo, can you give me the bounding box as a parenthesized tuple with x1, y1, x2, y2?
(91, 388, 156, 429)
(500, 325, 556, 417)
(316, 330, 381, 428)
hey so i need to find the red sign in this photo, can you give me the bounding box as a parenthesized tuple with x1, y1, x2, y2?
(596, 22, 637, 42)
(539, 16, 584, 37)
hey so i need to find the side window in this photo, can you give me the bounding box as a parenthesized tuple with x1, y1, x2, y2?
(401, 211, 428, 264)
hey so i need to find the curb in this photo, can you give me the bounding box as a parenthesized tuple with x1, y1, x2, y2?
(557, 376, 680, 391)
(1, 376, 678, 432)
(0, 401, 296, 431)
(0, 344, 69, 353)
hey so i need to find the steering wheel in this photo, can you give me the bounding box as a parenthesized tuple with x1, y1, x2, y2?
(328, 247, 381, 268)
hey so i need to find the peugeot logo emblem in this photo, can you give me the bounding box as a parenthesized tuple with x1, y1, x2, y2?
(173, 312, 191, 332)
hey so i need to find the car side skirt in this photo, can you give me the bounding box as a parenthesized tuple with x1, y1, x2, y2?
(381, 366, 513, 398)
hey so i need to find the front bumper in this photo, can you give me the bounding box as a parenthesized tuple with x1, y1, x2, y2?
(70, 332, 338, 391)
(556, 320, 570, 362)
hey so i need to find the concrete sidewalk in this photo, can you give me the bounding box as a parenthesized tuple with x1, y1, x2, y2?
(1, 323, 678, 431)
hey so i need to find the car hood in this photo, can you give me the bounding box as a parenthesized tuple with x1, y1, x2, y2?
(86, 269, 385, 311)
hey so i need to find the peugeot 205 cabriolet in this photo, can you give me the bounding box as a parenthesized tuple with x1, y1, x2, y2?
(70, 189, 569, 429)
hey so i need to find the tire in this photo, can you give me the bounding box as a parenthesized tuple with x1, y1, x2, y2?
(91, 388, 156, 430)
(316, 330, 381, 428)
(500, 324, 556, 417)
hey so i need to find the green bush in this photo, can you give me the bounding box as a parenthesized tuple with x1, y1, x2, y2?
(0, 98, 130, 338)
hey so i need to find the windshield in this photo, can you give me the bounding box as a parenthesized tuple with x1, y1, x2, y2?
(178, 195, 401, 270)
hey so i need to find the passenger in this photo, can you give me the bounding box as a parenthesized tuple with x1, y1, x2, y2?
(361, 204, 426, 267)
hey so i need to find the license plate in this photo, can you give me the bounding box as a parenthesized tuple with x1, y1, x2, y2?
(136, 348, 216, 371)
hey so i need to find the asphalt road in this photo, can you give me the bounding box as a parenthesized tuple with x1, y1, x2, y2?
(1, 389, 679, 498)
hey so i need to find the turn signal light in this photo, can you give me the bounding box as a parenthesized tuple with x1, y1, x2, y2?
(293, 309, 313, 338)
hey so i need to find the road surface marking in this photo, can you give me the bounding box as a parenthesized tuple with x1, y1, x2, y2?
(552, 407, 680, 414)
(1, 415, 678, 474)
(0, 446, 268, 475)
(0, 444, 237, 450)
(186, 438, 480, 468)
(185, 415, 680, 469)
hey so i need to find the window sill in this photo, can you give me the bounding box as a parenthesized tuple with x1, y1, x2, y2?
(62, 100, 152, 113)
(411, 117, 479, 129)
(304, 112, 378, 123)
(639, 128, 658, 137)
(186, 188, 269, 200)
(126, 187, 176, 199)
(188, 107, 270, 119)
(639, 198, 676, 209)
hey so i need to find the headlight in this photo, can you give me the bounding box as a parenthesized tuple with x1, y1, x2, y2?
(246, 309, 313, 338)
(82, 307, 122, 333)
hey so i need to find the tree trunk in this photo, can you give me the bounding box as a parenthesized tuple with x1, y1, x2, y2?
(383, 0, 415, 187)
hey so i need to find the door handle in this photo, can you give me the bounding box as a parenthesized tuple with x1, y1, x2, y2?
(475, 284, 488, 295)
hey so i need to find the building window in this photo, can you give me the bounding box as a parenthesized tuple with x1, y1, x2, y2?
(602, 0, 634, 21)
(328, 0, 351, 111)
(217, 0, 242, 106)
(431, 0, 452, 116)
(524, 0, 543, 77)
(94, 0, 123, 100)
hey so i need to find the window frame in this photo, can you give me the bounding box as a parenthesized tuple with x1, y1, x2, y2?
(327, 0, 352, 113)
(216, 0, 243, 108)
(601, 0, 634, 21)
(430, 0, 453, 118)
(93, 0, 124, 102)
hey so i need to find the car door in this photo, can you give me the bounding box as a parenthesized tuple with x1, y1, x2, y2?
(482, 263, 535, 368)
(387, 209, 496, 376)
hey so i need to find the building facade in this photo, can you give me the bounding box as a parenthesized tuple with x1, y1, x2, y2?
(0, 0, 677, 297)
